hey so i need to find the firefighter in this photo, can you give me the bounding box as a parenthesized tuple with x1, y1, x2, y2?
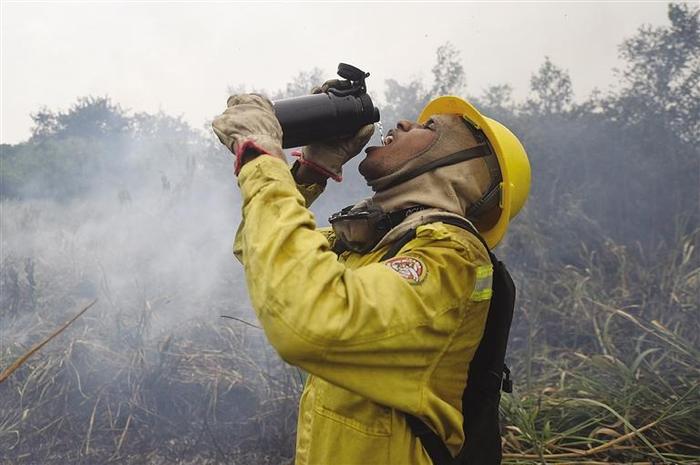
(213, 93, 530, 465)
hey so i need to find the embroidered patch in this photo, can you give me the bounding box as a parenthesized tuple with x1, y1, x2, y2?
(384, 256, 426, 284)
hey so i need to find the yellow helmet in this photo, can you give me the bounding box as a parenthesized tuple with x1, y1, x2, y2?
(418, 96, 531, 248)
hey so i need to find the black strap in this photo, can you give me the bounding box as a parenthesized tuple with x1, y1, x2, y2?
(466, 184, 501, 219)
(380, 145, 491, 191)
(380, 215, 479, 465)
(383, 205, 431, 231)
(379, 215, 484, 262)
(434, 216, 492, 259)
(379, 228, 417, 261)
(406, 414, 454, 465)
(343, 214, 509, 464)
(330, 205, 430, 257)
(384, 215, 512, 465)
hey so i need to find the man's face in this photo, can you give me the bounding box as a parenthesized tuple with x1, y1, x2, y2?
(358, 114, 468, 181)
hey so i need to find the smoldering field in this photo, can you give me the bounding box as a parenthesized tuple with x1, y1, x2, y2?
(2, 5, 700, 464)
(1, 144, 304, 463)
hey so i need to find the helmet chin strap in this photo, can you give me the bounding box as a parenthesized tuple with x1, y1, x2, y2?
(376, 144, 492, 192)
(331, 118, 504, 255)
(376, 118, 503, 220)
(466, 182, 501, 218)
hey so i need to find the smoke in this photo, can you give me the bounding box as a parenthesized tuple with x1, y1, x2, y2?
(1, 137, 243, 328)
(1, 7, 698, 460)
(0, 111, 309, 462)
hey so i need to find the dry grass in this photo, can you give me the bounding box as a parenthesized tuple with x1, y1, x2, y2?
(0, 286, 300, 464)
(1, 209, 697, 464)
(499, 229, 700, 464)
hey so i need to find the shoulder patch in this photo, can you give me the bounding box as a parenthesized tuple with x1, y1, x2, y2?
(384, 256, 426, 284)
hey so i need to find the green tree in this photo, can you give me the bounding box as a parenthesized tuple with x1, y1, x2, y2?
(30, 96, 130, 141)
(2, 96, 212, 200)
(226, 68, 326, 101)
(380, 78, 429, 123)
(525, 56, 574, 115)
(610, 3, 699, 142)
(380, 42, 466, 125)
(273, 68, 325, 99)
(481, 84, 515, 113)
(430, 42, 466, 96)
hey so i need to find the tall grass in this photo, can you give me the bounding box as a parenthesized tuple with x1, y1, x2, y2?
(501, 229, 699, 463)
(1, 210, 698, 463)
(0, 294, 301, 463)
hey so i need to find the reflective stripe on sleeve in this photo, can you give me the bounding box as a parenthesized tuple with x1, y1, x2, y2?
(470, 265, 493, 301)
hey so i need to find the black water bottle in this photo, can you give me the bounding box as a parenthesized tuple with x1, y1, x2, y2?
(273, 64, 380, 148)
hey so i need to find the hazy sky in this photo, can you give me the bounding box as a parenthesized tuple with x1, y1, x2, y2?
(1, 2, 670, 144)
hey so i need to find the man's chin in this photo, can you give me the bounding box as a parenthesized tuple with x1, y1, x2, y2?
(358, 154, 382, 181)
(364, 145, 383, 155)
(359, 154, 390, 182)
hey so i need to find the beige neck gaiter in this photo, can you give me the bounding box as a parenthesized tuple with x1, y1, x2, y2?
(335, 115, 500, 253)
(371, 158, 492, 215)
(367, 116, 498, 251)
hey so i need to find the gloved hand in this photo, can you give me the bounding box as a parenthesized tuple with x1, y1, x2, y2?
(292, 81, 375, 182)
(212, 94, 286, 175)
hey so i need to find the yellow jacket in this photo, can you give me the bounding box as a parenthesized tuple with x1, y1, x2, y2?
(233, 156, 493, 465)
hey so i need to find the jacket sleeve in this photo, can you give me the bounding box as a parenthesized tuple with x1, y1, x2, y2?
(233, 156, 486, 412)
(233, 158, 327, 264)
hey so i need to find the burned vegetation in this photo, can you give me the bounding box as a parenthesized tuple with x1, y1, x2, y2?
(1, 4, 699, 464)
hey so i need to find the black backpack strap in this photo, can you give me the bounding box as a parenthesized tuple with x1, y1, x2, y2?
(459, 257, 515, 465)
(434, 216, 491, 258)
(379, 220, 454, 464)
(384, 215, 515, 465)
(380, 228, 417, 261)
(406, 414, 454, 465)
(380, 215, 479, 262)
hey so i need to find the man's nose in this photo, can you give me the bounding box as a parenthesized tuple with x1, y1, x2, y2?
(396, 120, 419, 132)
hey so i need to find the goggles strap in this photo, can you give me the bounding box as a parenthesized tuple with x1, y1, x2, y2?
(328, 204, 431, 255)
(382, 205, 432, 231)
